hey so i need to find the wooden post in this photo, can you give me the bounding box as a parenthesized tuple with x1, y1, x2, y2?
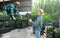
(3, 0, 5, 6)
(59, 19, 60, 31)
(45, 26, 48, 38)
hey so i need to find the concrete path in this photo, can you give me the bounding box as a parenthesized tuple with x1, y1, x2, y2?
(0, 27, 35, 38)
(0, 27, 46, 38)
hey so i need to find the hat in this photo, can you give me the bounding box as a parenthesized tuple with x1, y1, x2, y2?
(38, 9, 44, 15)
(38, 9, 44, 13)
(14, 1, 20, 6)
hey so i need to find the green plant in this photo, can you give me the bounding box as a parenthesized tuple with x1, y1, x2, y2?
(47, 26, 54, 38)
(32, 0, 60, 23)
(53, 28, 60, 38)
(39, 0, 60, 21)
(54, 28, 59, 33)
(47, 26, 60, 38)
(42, 13, 57, 24)
(32, 2, 39, 17)
(47, 26, 53, 30)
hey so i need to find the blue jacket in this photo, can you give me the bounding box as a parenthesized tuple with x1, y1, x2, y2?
(32, 16, 42, 31)
(3, 4, 19, 16)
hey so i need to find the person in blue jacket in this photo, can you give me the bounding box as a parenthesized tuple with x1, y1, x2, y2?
(3, 1, 20, 20)
(29, 9, 44, 38)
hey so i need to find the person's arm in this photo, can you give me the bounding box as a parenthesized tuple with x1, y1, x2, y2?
(10, 4, 16, 20)
(29, 19, 35, 26)
(10, 7, 14, 17)
(15, 8, 19, 15)
(29, 18, 38, 28)
(9, 4, 15, 16)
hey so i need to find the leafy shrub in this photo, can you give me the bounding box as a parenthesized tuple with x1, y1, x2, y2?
(53, 28, 60, 38)
(47, 26, 53, 31)
(0, 10, 7, 15)
(42, 13, 57, 24)
(47, 26, 54, 38)
(47, 26, 60, 38)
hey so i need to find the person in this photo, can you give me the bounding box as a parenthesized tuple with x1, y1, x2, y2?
(3, 1, 20, 20)
(29, 9, 44, 38)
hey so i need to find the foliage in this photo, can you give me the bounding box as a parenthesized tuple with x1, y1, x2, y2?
(47, 25, 53, 30)
(53, 28, 60, 38)
(32, 0, 60, 23)
(0, 10, 7, 15)
(47, 26, 54, 38)
(0, 11, 29, 34)
(54, 28, 59, 33)
(47, 25, 60, 38)
(0, 10, 9, 20)
(42, 13, 57, 24)
(39, 0, 60, 20)
(32, 2, 39, 17)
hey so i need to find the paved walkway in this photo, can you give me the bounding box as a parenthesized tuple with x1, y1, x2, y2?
(0, 27, 46, 38)
(1, 27, 36, 38)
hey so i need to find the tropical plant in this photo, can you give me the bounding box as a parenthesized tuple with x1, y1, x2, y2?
(32, 0, 60, 23)
(39, 0, 60, 21)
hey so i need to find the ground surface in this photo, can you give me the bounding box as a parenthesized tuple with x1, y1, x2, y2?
(0, 27, 46, 38)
